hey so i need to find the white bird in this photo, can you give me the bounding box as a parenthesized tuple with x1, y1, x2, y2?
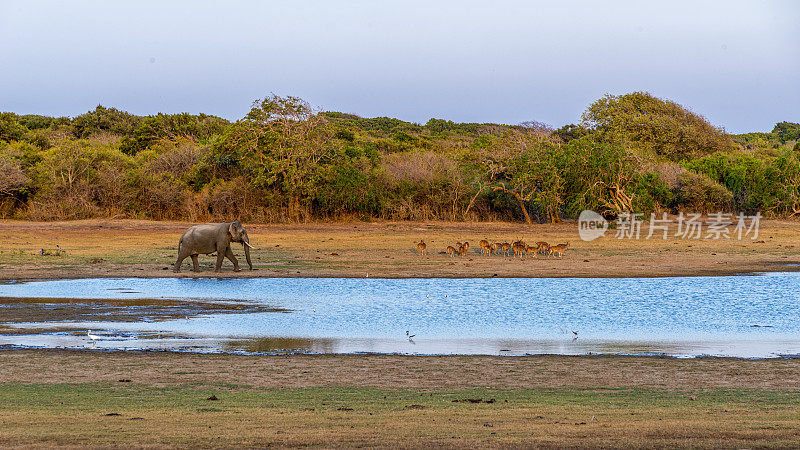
(406, 330, 415, 341)
(87, 330, 101, 341)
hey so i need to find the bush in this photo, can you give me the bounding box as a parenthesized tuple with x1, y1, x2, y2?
(17, 115, 56, 130)
(0, 146, 31, 198)
(27, 141, 132, 219)
(554, 124, 592, 143)
(313, 162, 385, 217)
(71, 105, 141, 138)
(773, 122, 800, 143)
(673, 170, 733, 212)
(582, 92, 735, 161)
(0, 113, 26, 142)
(119, 113, 229, 155)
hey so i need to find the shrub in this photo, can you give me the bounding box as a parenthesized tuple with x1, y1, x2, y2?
(313, 162, 385, 217)
(772, 122, 800, 143)
(120, 113, 229, 155)
(0, 147, 30, 198)
(582, 92, 735, 160)
(673, 170, 733, 213)
(17, 115, 56, 130)
(71, 105, 141, 138)
(27, 141, 131, 219)
(553, 124, 592, 143)
(0, 113, 26, 142)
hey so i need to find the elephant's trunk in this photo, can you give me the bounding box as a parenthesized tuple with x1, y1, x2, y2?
(243, 233, 253, 270)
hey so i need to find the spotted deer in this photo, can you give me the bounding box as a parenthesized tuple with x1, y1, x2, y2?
(493, 242, 504, 255)
(549, 242, 569, 258)
(535, 241, 550, 256)
(416, 240, 427, 255)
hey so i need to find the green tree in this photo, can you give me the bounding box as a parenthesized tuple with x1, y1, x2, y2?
(71, 105, 141, 138)
(0, 113, 26, 142)
(582, 92, 735, 161)
(217, 95, 334, 219)
(772, 122, 800, 143)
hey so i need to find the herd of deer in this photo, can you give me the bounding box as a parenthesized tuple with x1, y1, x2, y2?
(415, 239, 569, 258)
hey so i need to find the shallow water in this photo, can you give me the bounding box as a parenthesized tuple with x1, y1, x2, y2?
(1, 273, 800, 357)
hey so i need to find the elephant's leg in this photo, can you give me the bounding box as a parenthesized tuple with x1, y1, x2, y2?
(174, 249, 190, 273)
(225, 247, 241, 272)
(174, 255, 185, 273)
(190, 254, 200, 272)
(214, 249, 226, 272)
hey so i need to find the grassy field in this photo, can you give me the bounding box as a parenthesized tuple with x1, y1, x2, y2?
(3, 384, 800, 448)
(2, 351, 800, 448)
(1, 218, 799, 279)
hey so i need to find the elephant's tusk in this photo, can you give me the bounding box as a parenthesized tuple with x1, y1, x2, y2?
(243, 241, 256, 250)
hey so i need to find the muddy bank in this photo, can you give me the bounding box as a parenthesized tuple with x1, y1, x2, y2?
(2, 349, 800, 390)
(0, 296, 284, 329)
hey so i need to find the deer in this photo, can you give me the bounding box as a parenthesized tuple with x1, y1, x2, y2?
(446, 245, 457, 257)
(525, 244, 538, 258)
(535, 241, 550, 256)
(549, 242, 569, 258)
(512, 242, 526, 258)
(462, 241, 470, 254)
(416, 240, 427, 255)
(499, 243, 510, 257)
(479, 240, 491, 255)
(458, 243, 468, 257)
(493, 242, 504, 256)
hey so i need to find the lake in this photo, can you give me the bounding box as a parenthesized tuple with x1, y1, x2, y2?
(1, 273, 799, 357)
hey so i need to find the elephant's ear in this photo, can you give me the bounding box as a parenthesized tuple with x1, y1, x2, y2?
(228, 222, 236, 238)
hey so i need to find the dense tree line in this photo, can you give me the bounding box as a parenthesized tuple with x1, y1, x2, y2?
(1, 92, 799, 222)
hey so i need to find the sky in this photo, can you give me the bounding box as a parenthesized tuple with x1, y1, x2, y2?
(0, 0, 798, 133)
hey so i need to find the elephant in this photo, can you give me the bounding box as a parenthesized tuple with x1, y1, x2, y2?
(174, 221, 255, 273)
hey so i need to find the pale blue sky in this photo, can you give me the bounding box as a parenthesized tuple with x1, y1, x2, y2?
(1, 0, 798, 133)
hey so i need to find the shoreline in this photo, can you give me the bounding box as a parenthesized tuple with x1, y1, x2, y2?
(5, 346, 800, 361)
(3, 268, 797, 281)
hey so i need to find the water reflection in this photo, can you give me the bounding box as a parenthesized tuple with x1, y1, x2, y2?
(224, 337, 338, 354)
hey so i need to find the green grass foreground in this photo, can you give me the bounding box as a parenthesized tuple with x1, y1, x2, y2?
(2, 383, 799, 448)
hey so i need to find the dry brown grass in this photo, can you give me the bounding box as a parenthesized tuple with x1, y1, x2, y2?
(0, 218, 798, 279)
